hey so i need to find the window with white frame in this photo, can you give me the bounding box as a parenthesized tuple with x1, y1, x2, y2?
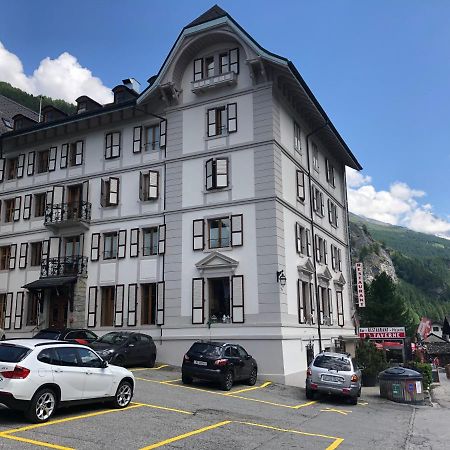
(318, 286, 333, 325)
(0, 246, 11, 270)
(331, 245, 342, 271)
(207, 103, 237, 137)
(312, 186, 324, 216)
(295, 223, 311, 256)
(298, 280, 315, 324)
(325, 159, 335, 187)
(101, 177, 119, 207)
(193, 215, 243, 250)
(103, 232, 118, 260)
(206, 158, 229, 190)
(336, 290, 344, 326)
(193, 48, 239, 81)
(208, 217, 231, 249)
(328, 200, 338, 227)
(61, 141, 84, 168)
(6, 157, 18, 180)
(315, 235, 327, 264)
(296, 170, 305, 201)
(294, 122, 302, 153)
(312, 143, 319, 171)
(145, 125, 160, 151)
(142, 228, 158, 256)
(105, 132, 121, 159)
(139, 171, 159, 201)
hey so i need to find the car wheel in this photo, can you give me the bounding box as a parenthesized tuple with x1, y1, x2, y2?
(357, 387, 362, 398)
(220, 370, 234, 391)
(26, 388, 57, 423)
(348, 395, 358, 405)
(182, 374, 193, 384)
(246, 367, 257, 386)
(111, 381, 133, 408)
(113, 355, 126, 367)
(144, 355, 156, 368)
(305, 387, 315, 400)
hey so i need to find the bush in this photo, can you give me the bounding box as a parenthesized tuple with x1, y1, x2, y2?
(404, 361, 433, 390)
(356, 339, 388, 378)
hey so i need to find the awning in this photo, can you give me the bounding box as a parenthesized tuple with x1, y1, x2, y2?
(22, 277, 77, 290)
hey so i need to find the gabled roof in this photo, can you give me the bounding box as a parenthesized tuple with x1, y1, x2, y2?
(195, 251, 239, 272)
(186, 4, 227, 28)
(0, 94, 39, 135)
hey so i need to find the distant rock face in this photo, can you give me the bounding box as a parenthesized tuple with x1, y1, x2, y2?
(349, 222, 397, 283)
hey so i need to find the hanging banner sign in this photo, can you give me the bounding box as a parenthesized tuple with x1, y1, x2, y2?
(355, 262, 365, 307)
(359, 327, 406, 339)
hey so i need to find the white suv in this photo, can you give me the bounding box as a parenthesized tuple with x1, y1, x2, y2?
(0, 339, 135, 423)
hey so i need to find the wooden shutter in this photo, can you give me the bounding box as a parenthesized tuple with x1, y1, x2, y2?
(0, 157, 5, 182)
(19, 243, 28, 269)
(9, 244, 17, 270)
(4, 292, 13, 330)
(112, 132, 121, 158)
(60, 144, 68, 168)
(117, 230, 127, 259)
(231, 275, 244, 323)
(87, 287, 98, 327)
(23, 194, 32, 220)
(14, 292, 24, 329)
(338, 249, 342, 271)
(318, 287, 324, 325)
(114, 285, 124, 327)
(295, 223, 301, 254)
(320, 192, 324, 215)
(229, 48, 239, 73)
(41, 239, 49, 261)
(109, 177, 119, 205)
(156, 281, 165, 325)
(193, 219, 204, 250)
(337, 291, 344, 326)
(105, 133, 112, 159)
(297, 280, 305, 324)
(158, 224, 166, 255)
(27, 152, 35, 176)
(205, 159, 214, 190)
(159, 120, 167, 148)
(216, 158, 228, 188)
(231, 214, 243, 247)
(148, 171, 159, 199)
(17, 154, 25, 178)
(297, 170, 305, 200)
(194, 58, 203, 80)
(48, 146, 57, 171)
(227, 103, 237, 133)
(130, 228, 139, 257)
(127, 284, 138, 326)
(325, 159, 330, 182)
(100, 178, 106, 207)
(192, 278, 204, 324)
(306, 229, 311, 257)
(324, 240, 328, 264)
(331, 245, 336, 270)
(328, 199, 332, 224)
(315, 235, 320, 262)
(312, 187, 318, 212)
(207, 109, 216, 137)
(309, 283, 315, 325)
(133, 126, 142, 153)
(13, 196, 21, 221)
(328, 288, 333, 325)
(75, 141, 84, 165)
(91, 233, 100, 261)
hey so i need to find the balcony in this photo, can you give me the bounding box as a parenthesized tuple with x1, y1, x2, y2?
(44, 201, 91, 231)
(41, 256, 88, 278)
(191, 71, 237, 94)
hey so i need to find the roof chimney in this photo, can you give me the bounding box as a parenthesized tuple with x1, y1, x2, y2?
(122, 78, 141, 94)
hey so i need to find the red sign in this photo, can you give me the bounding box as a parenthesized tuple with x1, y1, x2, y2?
(359, 327, 406, 339)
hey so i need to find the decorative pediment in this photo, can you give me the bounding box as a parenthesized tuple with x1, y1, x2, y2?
(195, 251, 239, 275)
(334, 273, 347, 286)
(317, 267, 333, 281)
(297, 259, 315, 275)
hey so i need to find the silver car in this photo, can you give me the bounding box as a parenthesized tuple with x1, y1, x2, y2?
(305, 352, 362, 405)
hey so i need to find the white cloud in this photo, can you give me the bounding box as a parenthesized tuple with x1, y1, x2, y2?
(0, 41, 113, 104)
(346, 168, 450, 239)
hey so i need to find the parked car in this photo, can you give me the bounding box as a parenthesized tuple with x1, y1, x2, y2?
(89, 332, 156, 367)
(182, 341, 258, 391)
(33, 328, 98, 345)
(0, 339, 135, 423)
(305, 352, 362, 405)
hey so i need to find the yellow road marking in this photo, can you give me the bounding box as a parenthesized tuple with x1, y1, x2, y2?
(140, 420, 232, 450)
(131, 364, 169, 372)
(131, 402, 192, 415)
(320, 407, 352, 416)
(358, 401, 368, 406)
(0, 433, 74, 450)
(225, 381, 272, 395)
(163, 378, 182, 384)
(327, 438, 345, 450)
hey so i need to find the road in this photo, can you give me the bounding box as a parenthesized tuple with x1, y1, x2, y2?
(0, 364, 447, 449)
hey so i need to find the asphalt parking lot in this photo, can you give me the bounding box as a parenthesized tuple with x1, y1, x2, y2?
(0, 364, 422, 449)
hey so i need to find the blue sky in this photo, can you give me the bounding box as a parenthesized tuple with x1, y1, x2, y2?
(1, 0, 449, 236)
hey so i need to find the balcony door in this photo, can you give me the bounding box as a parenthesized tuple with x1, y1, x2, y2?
(62, 236, 81, 276)
(49, 290, 68, 329)
(67, 185, 82, 219)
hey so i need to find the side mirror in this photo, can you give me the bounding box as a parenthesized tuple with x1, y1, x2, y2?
(100, 360, 108, 369)
(246, 355, 252, 360)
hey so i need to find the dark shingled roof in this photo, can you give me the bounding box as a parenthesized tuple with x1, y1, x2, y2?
(186, 4, 227, 28)
(0, 94, 39, 135)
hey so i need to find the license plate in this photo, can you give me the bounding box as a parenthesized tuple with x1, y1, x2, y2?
(194, 360, 207, 366)
(322, 374, 342, 383)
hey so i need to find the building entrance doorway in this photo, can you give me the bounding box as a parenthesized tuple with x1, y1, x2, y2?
(48, 290, 68, 328)
(208, 277, 230, 322)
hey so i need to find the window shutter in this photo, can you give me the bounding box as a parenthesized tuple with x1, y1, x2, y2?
(331, 245, 336, 270)
(157, 281, 165, 325)
(158, 224, 166, 255)
(139, 172, 145, 201)
(193, 219, 204, 250)
(205, 159, 214, 190)
(118, 230, 127, 259)
(148, 171, 159, 199)
(324, 240, 328, 264)
(48, 146, 57, 171)
(0, 157, 5, 182)
(159, 120, 167, 149)
(318, 287, 324, 325)
(9, 244, 17, 269)
(112, 132, 121, 158)
(60, 144, 68, 168)
(231, 275, 244, 323)
(320, 192, 324, 216)
(109, 177, 119, 205)
(23, 194, 32, 220)
(309, 283, 315, 324)
(17, 154, 25, 178)
(328, 199, 332, 224)
(13, 196, 21, 221)
(315, 235, 320, 262)
(192, 278, 204, 324)
(27, 152, 35, 176)
(75, 141, 84, 165)
(207, 109, 216, 137)
(4, 293, 13, 330)
(91, 233, 100, 261)
(114, 284, 124, 327)
(338, 249, 342, 271)
(328, 288, 334, 325)
(194, 58, 203, 80)
(231, 214, 243, 247)
(105, 133, 112, 159)
(19, 243, 28, 269)
(14, 292, 24, 329)
(295, 223, 301, 254)
(41, 239, 49, 261)
(127, 284, 137, 326)
(306, 229, 311, 257)
(312, 188, 317, 211)
(100, 178, 106, 207)
(297, 280, 305, 324)
(87, 287, 97, 327)
(297, 170, 305, 200)
(130, 228, 139, 257)
(337, 291, 344, 326)
(227, 103, 237, 133)
(133, 126, 142, 153)
(215, 158, 228, 188)
(325, 159, 330, 182)
(229, 48, 239, 73)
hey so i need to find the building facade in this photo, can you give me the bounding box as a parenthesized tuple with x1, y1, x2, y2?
(0, 6, 362, 386)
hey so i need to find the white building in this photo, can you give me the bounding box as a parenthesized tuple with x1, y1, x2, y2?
(0, 6, 362, 386)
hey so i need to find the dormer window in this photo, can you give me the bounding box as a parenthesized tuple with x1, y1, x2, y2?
(14, 119, 24, 130)
(77, 102, 87, 114)
(43, 111, 54, 122)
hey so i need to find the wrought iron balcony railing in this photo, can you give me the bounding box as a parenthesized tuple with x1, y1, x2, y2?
(44, 201, 91, 226)
(41, 256, 88, 278)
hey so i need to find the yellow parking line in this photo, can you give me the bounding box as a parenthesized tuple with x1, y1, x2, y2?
(131, 402, 192, 415)
(131, 364, 169, 372)
(163, 378, 182, 384)
(0, 433, 74, 450)
(140, 420, 232, 450)
(327, 438, 345, 450)
(320, 408, 352, 416)
(225, 381, 272, 395)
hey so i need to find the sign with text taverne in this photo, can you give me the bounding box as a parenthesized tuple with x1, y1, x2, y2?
(358, 327, 406, 339)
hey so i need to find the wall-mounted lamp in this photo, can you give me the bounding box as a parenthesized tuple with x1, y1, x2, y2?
(276, 270, 287, 287)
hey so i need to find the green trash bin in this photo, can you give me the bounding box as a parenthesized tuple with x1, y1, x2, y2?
(379, 367, 424, 404)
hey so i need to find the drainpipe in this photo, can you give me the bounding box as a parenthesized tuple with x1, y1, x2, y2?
(305, 120, 329, 352)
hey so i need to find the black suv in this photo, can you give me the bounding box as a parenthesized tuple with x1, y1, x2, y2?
(182, 341, 257, 391)
(33, 328, 98, 345)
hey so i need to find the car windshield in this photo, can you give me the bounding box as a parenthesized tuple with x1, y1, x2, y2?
(190, 343, 222, 357)
(34, 331, 61, 339)
(313, 355, 351, 371)
(0, 344, 31, 362)
(96, 333, 129, 345)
